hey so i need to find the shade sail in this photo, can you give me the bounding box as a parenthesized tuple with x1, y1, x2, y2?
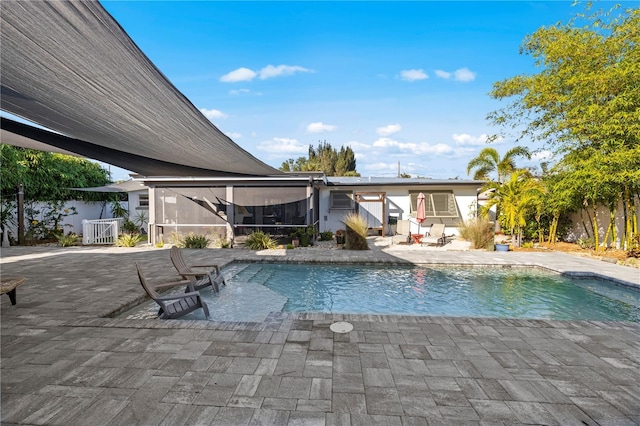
(0, 1, 281, 177)
(71, 179, 148, 193)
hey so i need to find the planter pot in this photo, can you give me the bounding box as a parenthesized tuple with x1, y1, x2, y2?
(495, 243, 510, 252)
(292, 239, 299, 247)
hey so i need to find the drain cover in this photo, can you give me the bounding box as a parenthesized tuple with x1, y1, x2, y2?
(330, 321, 353, 333)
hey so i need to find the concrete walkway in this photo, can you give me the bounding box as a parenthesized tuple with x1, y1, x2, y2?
(1, 241, 639, 425)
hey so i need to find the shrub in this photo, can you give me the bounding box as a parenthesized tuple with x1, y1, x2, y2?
(286, 243, 295, 250)
(342, 213, 369, 250)
(183, 233, 210, 249)
(116, 233, 143, 247)
(458, 217, 493, 249)
(56, 232, 78, 247)
(215, 238, 231, 249)
(245, 231, 277, 250)
(320, 231, 333, 241)
(122, 218, 139, 234)
(577, 237, 595, 249)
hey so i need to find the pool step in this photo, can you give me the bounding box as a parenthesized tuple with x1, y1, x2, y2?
(232, 264, 266, 283)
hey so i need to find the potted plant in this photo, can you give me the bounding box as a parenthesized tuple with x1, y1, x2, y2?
(335, 229, 346, 245)
(290, 229, 301, 247)
(299, 226, 312, 247)
(495, 243, 510, 252)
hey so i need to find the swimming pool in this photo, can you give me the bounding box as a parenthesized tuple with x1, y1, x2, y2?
(121, 262, 640, 323)
(241, 263, 640, 321)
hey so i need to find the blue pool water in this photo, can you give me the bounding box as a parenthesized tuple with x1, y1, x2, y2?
(227, 263, 640, 322)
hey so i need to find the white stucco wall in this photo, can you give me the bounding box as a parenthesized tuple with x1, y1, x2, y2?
(2, 200, 124, 238)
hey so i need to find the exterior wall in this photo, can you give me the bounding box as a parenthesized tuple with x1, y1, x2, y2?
(318, 184, 479, 236)
(565, 198, 640, 248)
(127, 190, 149, 230)
(2, 200, 125, 238)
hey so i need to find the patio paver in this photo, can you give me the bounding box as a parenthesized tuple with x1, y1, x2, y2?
(1, 241, 639, 425)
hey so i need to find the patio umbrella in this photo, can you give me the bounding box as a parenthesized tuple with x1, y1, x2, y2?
(416, 192, 426, 234)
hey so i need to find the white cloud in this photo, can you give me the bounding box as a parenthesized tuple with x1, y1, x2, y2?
(454, 67, 476, 82)
(225, 131, 242, 139)
(346, 140, 370, 151)
(452, 133, 488, 146)
(435, 70, 451, 79)
(399, 69, 428, 82)
(220, 65, 312, 83)
(365, 162, 399, 172)
(200, 108, 228, 120)
(306, 122, 337, 133)
(452, 133, 505, 146)
(373, 138, 454, 155)
(259, 64, 312, 79)
(256, 137, 307, 154)
(376, 124, 402, 136)
(434, 67, 477, 82)
(220, 67, 257, 82)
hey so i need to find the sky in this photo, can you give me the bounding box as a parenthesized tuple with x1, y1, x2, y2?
(9, 1, 632, 181)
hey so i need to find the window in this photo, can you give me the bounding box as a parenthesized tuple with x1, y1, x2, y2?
(138, 194, 149, 209)
(410, 191, 458, 218)
(330, 191, 354, 209)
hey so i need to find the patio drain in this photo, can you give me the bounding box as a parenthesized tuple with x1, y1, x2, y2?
(330, 321, 353, 333)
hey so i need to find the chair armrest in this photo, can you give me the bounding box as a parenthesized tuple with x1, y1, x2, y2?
(154, 280, 192, 290)
(189, 264, 222, 270)
(179, 271, 209, 277)
(155, 291, 201, 302)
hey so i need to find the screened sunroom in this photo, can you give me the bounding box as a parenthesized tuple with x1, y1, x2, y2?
(143, 176, 320, 246)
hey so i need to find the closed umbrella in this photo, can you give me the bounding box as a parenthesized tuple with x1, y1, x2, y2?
(416, 192, 426, 235)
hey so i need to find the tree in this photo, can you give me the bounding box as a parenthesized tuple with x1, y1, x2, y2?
(487, 4, 640, 248)
(280, 141, 359, 176)
(483, 170, 543, 247)
(0, 145, 112, 201)
(466, 146, 531, 183)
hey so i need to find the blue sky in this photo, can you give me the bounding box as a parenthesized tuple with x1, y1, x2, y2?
(11, 1, 632, 181)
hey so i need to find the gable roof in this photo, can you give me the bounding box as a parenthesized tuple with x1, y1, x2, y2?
(0, 1, 280, 177)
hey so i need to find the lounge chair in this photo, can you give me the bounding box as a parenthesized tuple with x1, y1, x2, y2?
(421, 223, 447, 247)
(170, 246, 226, 293)
(136, 262, 210, 319)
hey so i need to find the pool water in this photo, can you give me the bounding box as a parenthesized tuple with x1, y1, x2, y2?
(228, 263, 640, 322)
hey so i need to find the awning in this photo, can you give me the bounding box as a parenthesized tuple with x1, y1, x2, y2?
(0, 1, 281, 177)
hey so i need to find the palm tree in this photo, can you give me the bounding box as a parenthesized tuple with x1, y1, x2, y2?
(482, 170, 542, 247)
(466, 146, 531, 183)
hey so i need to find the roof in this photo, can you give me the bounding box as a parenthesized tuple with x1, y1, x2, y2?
(0, 1, 281, 177)
(325, 177, 485, 186)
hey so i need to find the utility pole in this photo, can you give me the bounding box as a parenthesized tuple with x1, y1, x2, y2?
(397, 161, 400, 178)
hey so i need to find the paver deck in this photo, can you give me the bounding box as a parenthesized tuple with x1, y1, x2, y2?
(1, 241, 639, 425)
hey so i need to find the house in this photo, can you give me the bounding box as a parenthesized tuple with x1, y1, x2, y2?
(319, 177, 483, 237)
(137, 174, 483, 245)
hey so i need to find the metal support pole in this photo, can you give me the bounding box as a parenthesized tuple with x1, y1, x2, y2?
(17, 184, 24, 245)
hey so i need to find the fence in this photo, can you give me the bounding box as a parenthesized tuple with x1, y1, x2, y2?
(82, 218, 124, 245)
